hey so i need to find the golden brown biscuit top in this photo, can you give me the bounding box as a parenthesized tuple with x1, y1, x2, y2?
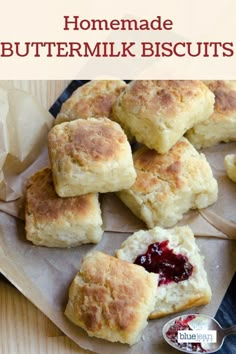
(48, 118, 127, 166)
(203, 80, 236, 115)
(73, 80, 127, 97)
(25, 168, 96, 222)
(118, 80, 207, 120)
(133, 170, 171, 201)
(69, 251, 156, 333)
(132, 138, 206, 194)
(58, 80, 127, 120)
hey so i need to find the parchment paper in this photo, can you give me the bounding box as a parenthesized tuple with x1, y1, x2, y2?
(0, 85, 54, 218)
(0, 85, 235, 354)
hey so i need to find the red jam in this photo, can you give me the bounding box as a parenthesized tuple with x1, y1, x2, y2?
(134, 240, 193, 286)
(165, 315, 207, 352)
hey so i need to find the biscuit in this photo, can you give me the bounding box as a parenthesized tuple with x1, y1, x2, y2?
(25, 168, 103, 247)
(186, 80, 236, 149)
(112, 80, 214, 153)
(224, 154, 236, 182)
(64, 251, 158, 345)
(115, 225, 212, 319)
(55, 80, 127, 125)
(117, 137, 218, 228)
(48, 117, 136, 197)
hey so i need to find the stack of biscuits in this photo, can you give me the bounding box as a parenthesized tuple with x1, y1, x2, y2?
(112, 80, 218, 228)
(24, 79, 236, 345)
(25, 80, 135, 248)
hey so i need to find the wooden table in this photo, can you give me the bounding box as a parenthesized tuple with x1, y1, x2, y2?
(0, 81, 92, 354)
(0, 279, 92, 354)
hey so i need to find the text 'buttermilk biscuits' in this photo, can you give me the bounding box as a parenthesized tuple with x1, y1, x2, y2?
(115, 225, 212, 319)
(65, 251, 158, 345)
(117, 137, 218, 228)
(186, 80, 236, 149)
(112, 80, 214, 153)
(25, 168, 103, 247)
(55, 80, 127, 125)
(48, 117, 136, 197)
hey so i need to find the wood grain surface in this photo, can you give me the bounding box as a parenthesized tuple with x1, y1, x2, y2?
(0, 80, 94, 354)
(0, 281, 92, 354)
(0, 80, 71, 108)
